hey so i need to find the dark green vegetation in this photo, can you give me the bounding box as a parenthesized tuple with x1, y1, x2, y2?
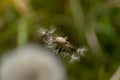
(0, 0, 120, 80)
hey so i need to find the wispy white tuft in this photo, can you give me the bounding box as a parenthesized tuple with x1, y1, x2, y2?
(77, 47, 87, 57)
(69, 54, 80, 63)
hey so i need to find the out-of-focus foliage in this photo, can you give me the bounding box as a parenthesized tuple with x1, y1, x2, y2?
(0, 0, 120, 80)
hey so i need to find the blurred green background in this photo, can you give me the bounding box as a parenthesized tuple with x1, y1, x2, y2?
(0, 0, 120, 80)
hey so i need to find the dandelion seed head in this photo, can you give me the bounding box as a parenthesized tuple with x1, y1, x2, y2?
(36, 26, 87, 63)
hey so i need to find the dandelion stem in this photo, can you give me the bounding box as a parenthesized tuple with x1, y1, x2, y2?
(17, 18, 29, 47)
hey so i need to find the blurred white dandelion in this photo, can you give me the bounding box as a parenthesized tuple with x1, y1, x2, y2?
(0, 44, 66, 80)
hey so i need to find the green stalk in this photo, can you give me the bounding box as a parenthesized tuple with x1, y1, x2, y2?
(17, 18, 29, 47)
